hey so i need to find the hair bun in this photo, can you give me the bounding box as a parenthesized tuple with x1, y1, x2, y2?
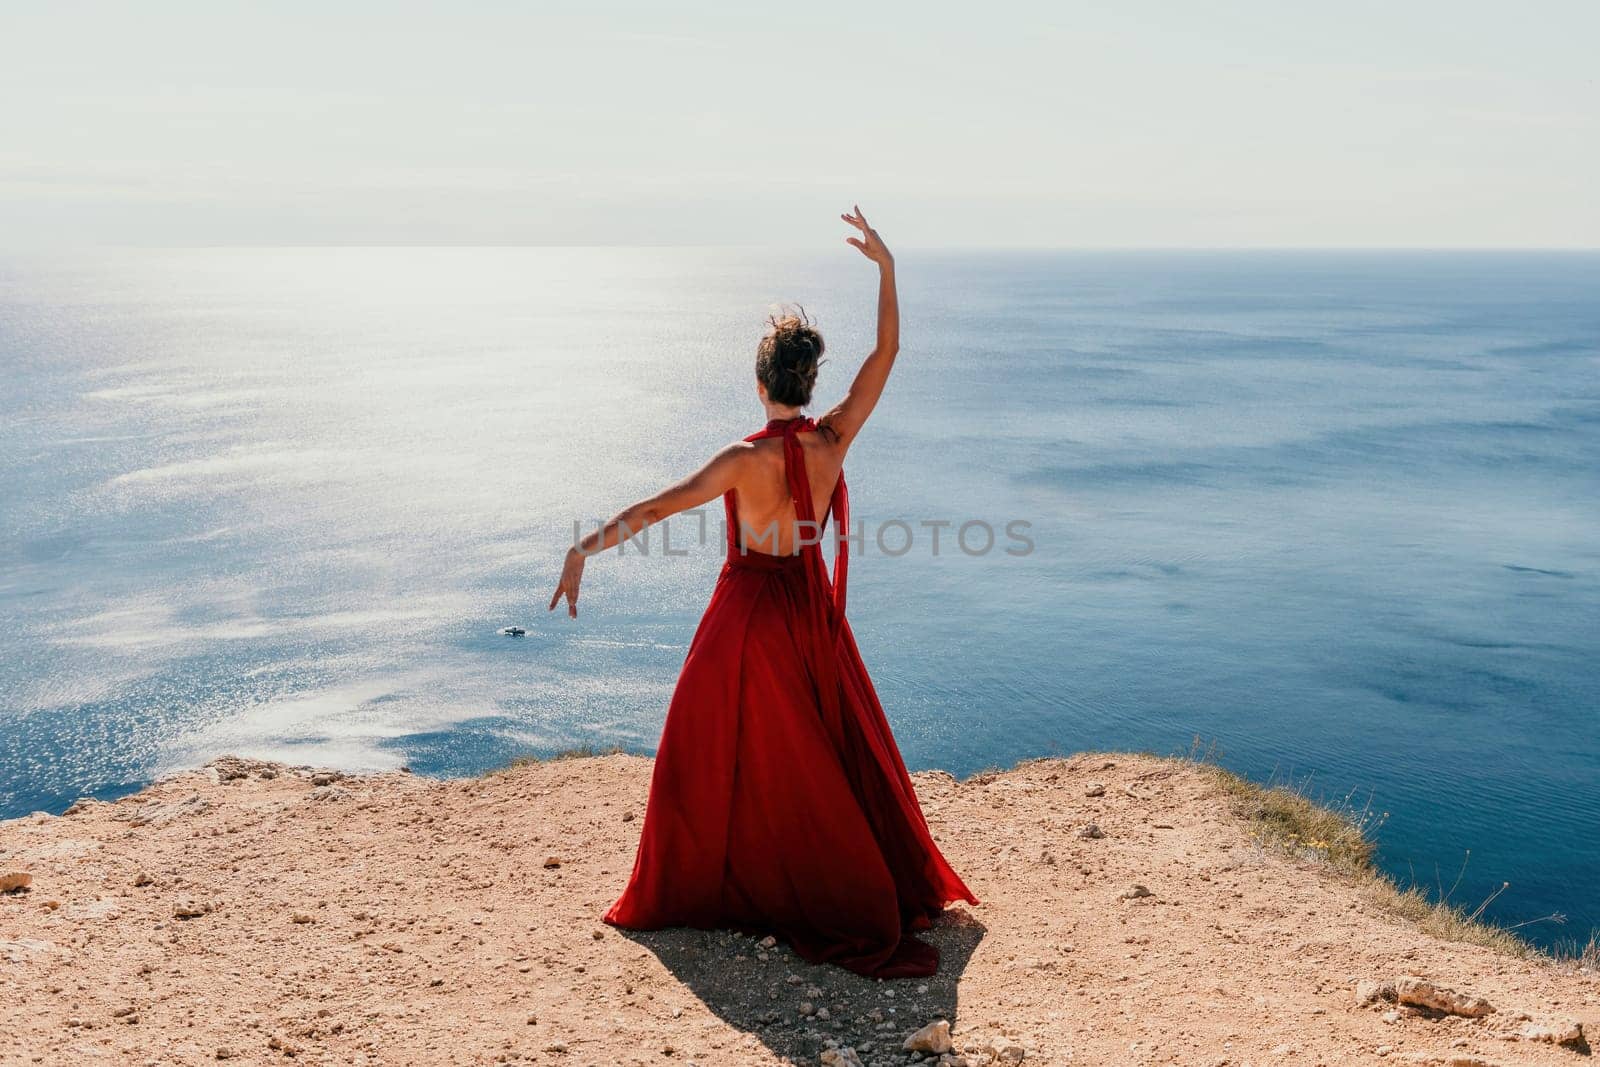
(756, 306, 826, 407)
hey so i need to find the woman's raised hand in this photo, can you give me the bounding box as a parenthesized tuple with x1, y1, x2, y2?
(842, 205, 893, 267)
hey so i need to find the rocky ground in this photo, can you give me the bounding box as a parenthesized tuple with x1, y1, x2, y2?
(1, 752, 1594, 1066)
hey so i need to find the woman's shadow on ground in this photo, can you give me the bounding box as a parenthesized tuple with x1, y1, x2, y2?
(620, 908, 986, 1063)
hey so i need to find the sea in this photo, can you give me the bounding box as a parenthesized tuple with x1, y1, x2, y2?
(1, 248, 1596, 948)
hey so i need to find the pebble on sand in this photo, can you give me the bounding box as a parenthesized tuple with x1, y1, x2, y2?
(903, 1019, 953, 1054)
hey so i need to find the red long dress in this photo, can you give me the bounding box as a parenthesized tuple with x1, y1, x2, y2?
(603, 416, 978, 978)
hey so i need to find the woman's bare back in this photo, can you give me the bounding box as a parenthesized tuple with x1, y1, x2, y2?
(730, 431, 843, 556)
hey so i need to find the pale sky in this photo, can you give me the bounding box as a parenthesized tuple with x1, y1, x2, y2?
(4, 0, 1596, 247)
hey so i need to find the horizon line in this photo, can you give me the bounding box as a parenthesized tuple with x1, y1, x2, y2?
(26, 243, 1600, 254)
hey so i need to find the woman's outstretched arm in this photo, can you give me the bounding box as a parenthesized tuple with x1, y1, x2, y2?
(820, 205, 898, 450)
(548, 443, 749, 617)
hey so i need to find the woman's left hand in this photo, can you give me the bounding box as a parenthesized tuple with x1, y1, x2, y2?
(548, 547, 585, 618)
(842, 205, 892, 267)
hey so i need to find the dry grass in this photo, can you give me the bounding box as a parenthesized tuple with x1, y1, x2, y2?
(1550, 933, 1600, 970)
(1179, 740, 1560, 962)
(493, 744, 626, 774)
(1201, 761, 1379, 875)
(1360, 878, 1536, 957)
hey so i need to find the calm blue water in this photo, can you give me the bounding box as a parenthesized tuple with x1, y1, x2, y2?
(2, 249, 1596, 947)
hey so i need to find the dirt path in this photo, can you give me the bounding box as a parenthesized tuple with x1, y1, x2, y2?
(1, 753, 1594, 1065)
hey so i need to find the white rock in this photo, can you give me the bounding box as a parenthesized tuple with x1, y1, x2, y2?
(123, 794, 211, 828)
(1519, 1018, 1583, 1045)
(1354, 980, 1394, 1007)
(208, 756, 275, 782)
(1394, 976, 1493, 1018)
(903, 1020, 953, 1055)
(0, 939, 55, 963)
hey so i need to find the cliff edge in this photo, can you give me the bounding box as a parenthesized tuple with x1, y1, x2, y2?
(1, 752, 1594, 1066)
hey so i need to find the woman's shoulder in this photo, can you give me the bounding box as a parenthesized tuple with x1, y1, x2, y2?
(806, 418, 846, 456)
(718, 436, 782, 473)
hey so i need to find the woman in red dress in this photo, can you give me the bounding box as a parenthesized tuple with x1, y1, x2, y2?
(548, 207, 977, 978)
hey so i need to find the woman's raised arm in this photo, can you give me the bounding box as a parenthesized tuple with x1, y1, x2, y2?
(548, 442, 750, 618)
(819, 205, 898, 450)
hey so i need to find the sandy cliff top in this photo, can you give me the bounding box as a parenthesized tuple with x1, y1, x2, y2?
(1, 752, 1594, 1066)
